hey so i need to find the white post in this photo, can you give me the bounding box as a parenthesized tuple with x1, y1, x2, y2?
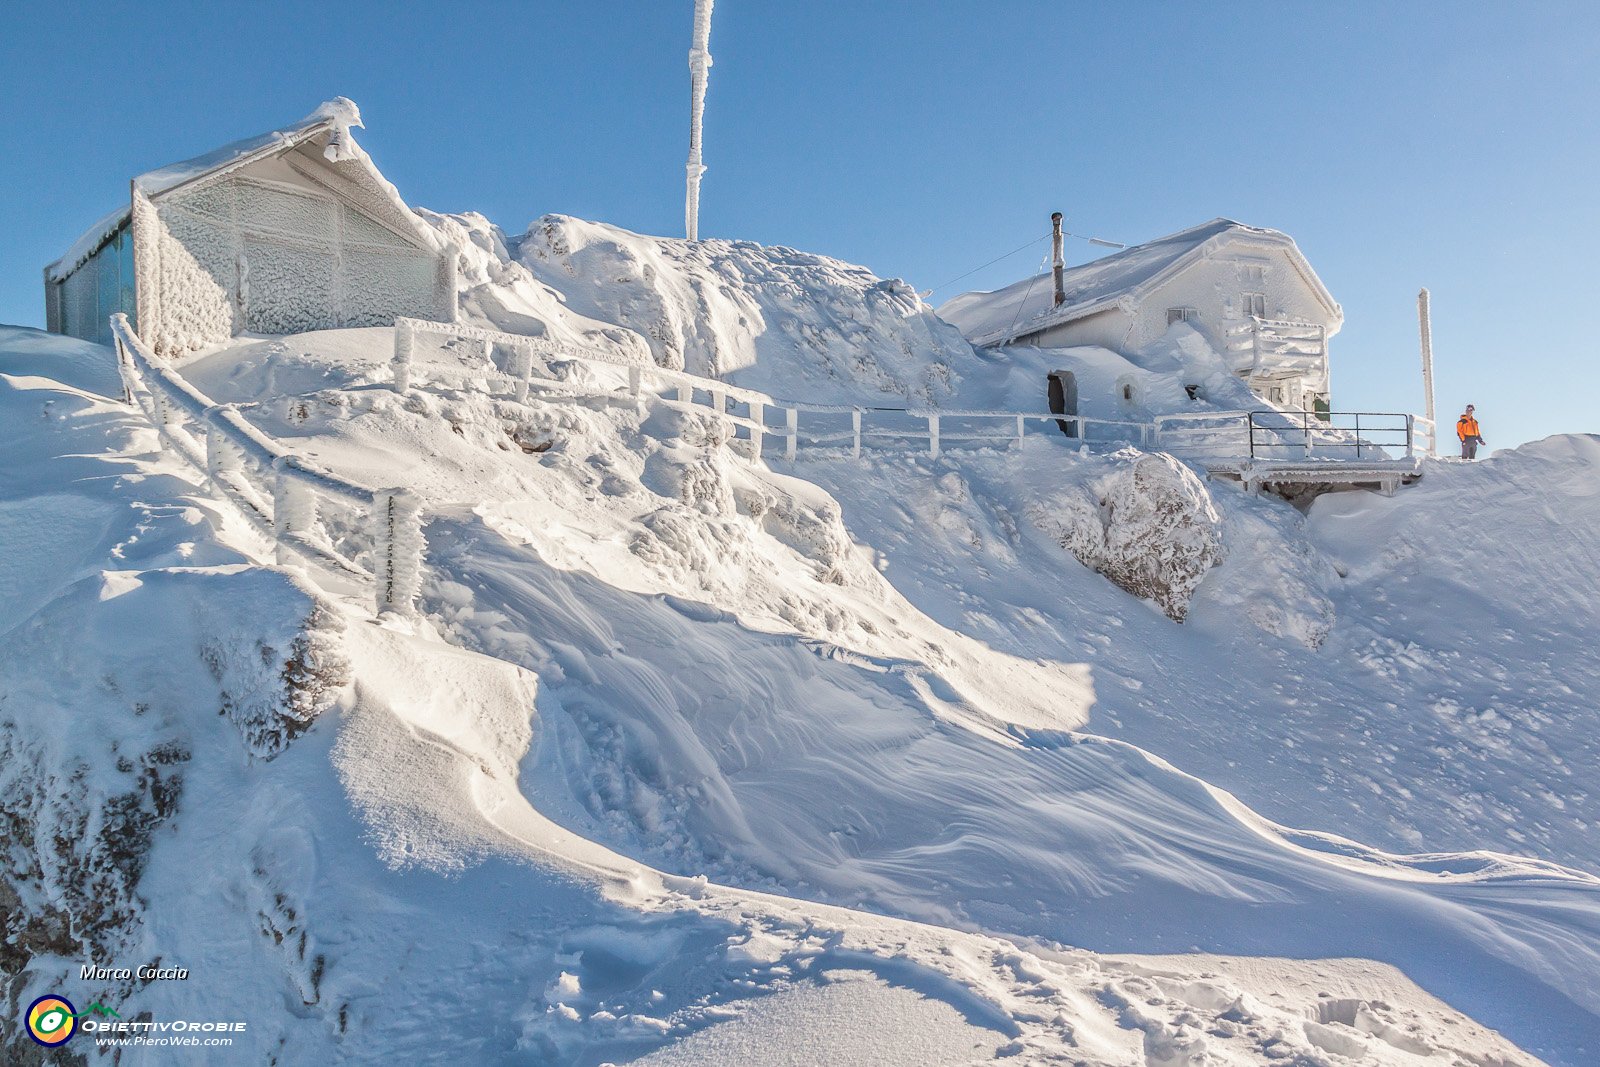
(205, 419, 240, 479)
(928, 413, 941, 458)
(685, 0, 716, 240)
(392, 322, 413, 394)
(712, 388, 725, 417)
(785, 407, 798, 461)
(272, 458, 317, 566)
(749, 400, 764, 458)
(1418, 288, 1436, 457)
(628, 366, 642, 397)
(1015, 413, 1025, 449)
(374, 489, 424, 616)
(510, 344, 534, 403)
(1405, 414, 1416, 460)
(677, 383, 693, 404)
(852, 409, 862, 459)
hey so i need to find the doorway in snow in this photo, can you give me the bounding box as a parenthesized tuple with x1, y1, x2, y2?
(1047, 371, 1078, 438)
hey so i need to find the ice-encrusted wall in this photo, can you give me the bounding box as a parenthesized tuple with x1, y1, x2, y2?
(136, 148, 453, 357)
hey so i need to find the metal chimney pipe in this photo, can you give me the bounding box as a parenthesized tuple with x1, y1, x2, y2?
(1050, 212, 1066, 307)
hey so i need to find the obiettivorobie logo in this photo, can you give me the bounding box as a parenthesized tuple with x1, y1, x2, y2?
(25, 994, 121, 1047)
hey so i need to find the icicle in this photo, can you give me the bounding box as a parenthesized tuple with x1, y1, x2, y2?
(685, 0, 715, 240)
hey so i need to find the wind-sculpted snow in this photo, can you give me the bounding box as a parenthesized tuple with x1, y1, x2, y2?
(168, 317, 1600, 1060)
(505, 214, 975, 404)
(3, 327, 1544, 1064)
(8, 294, 1598, 1063)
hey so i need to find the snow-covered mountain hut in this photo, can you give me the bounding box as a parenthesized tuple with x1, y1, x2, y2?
(43, 98, 454, 356)
(939, 219, 1341, 413)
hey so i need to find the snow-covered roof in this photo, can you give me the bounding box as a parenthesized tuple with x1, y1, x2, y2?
(46, 98, 434, 282)
(938, 218, 1341, 348)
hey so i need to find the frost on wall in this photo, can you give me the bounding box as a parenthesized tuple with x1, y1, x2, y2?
(138, 150, 451, 356)
(1034, 452, 1225, 621)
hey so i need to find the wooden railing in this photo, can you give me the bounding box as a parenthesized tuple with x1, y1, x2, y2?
(111, 314, 424, 615)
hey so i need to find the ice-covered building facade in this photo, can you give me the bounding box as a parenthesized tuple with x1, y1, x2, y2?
(43, 98, 454, 356)
(940, 219, 1342, 413)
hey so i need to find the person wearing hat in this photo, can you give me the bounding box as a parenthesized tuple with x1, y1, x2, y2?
(1456, 404, 1485, 460)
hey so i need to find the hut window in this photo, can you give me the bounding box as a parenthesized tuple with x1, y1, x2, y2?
(1166, 307, 1197, 326)
(1243, 292, 1267, 318)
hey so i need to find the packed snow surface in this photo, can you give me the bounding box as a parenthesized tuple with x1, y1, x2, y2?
(4, 210, 1599, 1066)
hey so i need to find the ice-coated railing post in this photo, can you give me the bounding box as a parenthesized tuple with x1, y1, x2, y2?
(374, 488, 424, 616)
(392, 322, 414, 394)
(272, 457, 317, 566)
(510, 344, 534, 403)
(1405, 414, 1415, 460)
(852, 409, 862, 459)
(151, 388, 173, 430)
(712, 388, 725, 416)
(785, 407, 798, 460)
(1015, 413, 1025, 450)
(204, 408, 241, 478)
(677, 383, 693, 404)
(113, 336, 134, 405)
(749, 400, 765, 458)
(928, 413, 940, 458)
(628, 366, 642, 398)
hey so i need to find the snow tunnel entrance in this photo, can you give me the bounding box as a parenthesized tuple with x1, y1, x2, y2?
(1047, 372, 1078, 438)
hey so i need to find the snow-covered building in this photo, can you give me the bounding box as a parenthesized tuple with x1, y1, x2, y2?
(939, 219, 1341, 412)
(43, 98, 454, 356)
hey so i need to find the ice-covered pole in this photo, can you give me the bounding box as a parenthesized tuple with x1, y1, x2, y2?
(685, 0, 715, 241)
(1418, 288, 1436, 456)
(1051, 212, 1066, 307)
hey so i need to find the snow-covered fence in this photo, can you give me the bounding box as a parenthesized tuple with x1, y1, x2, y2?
(391, 318, 1158, 459)
(111, 314, 424, 615)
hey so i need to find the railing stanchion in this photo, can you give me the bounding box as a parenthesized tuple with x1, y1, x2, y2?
(510, 344, 533, 403)
(750, 400, 764, 458)
(852, 409, 862, 459)
(391, 322, 413, 394)
(785, 407, 798, 460)
(928, 413, 940, 458)
(1016, 413, 1025, 450)
(677, 384, 693, 404)
(628, 365, 642, 398)
(1355, 413, 1362, 460)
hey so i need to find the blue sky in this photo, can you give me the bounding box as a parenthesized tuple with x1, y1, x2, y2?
(3, 2, 1595, 448)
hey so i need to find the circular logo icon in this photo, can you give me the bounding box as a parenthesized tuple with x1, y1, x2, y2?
(26, 994, 78, 1047)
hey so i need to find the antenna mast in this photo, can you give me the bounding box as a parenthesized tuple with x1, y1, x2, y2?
(685, 0, 715, 241)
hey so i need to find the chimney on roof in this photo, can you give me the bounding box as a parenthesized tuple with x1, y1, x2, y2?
(1050, 212, 1066, 308)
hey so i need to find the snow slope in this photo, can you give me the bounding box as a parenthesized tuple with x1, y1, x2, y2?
(162, 297, 1600, 1060)
(3, 326, 1563, 1065)
(6, 213, 1599, 1066)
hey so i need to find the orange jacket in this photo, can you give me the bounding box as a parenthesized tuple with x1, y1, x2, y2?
(1457, 414, 1480, 440)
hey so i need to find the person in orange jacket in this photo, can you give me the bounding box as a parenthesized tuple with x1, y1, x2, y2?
(1457, 404, 1485, 460)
